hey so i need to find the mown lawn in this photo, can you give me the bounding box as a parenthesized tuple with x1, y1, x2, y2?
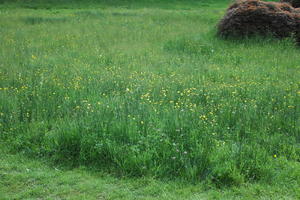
(0, 0, 299, 198)
(1, 143, 299, 200)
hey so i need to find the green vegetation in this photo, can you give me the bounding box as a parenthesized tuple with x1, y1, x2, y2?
(0, 143, 298, 199)
(0, 0, 228, 10)
(0, 0, 299, 197)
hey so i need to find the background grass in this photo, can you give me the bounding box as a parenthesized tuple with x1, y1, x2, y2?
(0, 0, 299, 194)
(0, 0, 229, 9)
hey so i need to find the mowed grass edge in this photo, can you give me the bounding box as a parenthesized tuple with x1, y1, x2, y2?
(0, 143, 299, 200)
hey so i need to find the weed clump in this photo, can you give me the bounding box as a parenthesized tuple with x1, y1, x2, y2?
(217, 0, 300, 43)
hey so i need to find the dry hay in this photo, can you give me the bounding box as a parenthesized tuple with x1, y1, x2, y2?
(217, 0, 300, 43)
(280, 0, 300, 8)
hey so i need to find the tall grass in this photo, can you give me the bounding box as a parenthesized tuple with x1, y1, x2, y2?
(0, 0, 299, 187)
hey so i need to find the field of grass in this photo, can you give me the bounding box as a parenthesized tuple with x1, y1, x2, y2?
(0, 0, 299, 198)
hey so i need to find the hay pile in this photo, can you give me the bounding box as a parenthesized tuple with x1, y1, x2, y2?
(280, 0, 300, 8)
(217, 0, 300, 43)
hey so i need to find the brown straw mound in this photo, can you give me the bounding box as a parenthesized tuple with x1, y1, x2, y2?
(217, 0, 300, 43)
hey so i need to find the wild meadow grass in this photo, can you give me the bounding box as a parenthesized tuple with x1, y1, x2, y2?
(0, 0, 299, 188)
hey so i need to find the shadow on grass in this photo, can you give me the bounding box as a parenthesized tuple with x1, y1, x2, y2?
(22, 16, 69, 25)
(74, 10, 105, 18)
(216, 34, 299, 49)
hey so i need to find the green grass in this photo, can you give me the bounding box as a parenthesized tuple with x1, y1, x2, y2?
(0, 0, 299, 195)
(0, 0, 228, 10)
(0, 143, 299, 199)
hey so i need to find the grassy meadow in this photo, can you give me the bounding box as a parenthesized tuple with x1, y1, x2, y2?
(0, 0, 299, 198)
